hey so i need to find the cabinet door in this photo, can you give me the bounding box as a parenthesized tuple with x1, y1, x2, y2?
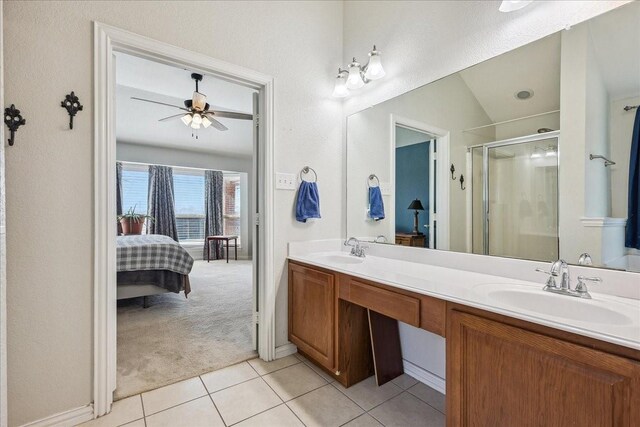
(447, 310, 640, 427)
(288, 263, 335, 371)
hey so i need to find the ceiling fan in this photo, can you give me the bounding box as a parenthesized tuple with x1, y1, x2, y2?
(131, 73, 253, 133)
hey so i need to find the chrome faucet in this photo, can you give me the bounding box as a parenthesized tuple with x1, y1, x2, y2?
(344, 237, 368, 258)
(536, 259, 601, 299)
(578, 253, 593, 266)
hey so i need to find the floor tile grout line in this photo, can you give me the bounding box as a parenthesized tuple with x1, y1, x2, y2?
(405, 387, 446, 415)
(283, 401, 308, 427)
(200, 376, 228, 427)
(338, 382, 404, 414)
(328, 381, 372, 413)
(213, 375, 285, 425)
(252, 359, 302, 377)
(141, 393, 210, 419)
(139, 394, 148, 427)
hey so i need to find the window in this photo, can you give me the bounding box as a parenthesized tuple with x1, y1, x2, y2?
(223, 175, 241, 239)
(120, 162, 242, 244)
(173, 168, 205, 241)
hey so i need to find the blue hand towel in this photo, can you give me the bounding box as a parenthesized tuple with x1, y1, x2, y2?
(296, 181, 321, 223)
(369, 186, 385, 220)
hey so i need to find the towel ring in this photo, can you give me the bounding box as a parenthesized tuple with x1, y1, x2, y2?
(300, 166, 317, 182)
(367, 174, 380, 188)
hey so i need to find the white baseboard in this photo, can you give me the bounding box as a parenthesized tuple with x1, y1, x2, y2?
(275, 342, 297, 359)
(402, 359, 446, 395)
(19, 404, 94, 427)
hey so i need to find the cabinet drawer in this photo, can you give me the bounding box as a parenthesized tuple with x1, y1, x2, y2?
(348, 280, 420, 326)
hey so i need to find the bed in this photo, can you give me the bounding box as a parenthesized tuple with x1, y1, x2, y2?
(116, 234, 194, 306)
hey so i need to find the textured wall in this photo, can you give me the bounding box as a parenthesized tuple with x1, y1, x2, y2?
(3, 1, 343, 425)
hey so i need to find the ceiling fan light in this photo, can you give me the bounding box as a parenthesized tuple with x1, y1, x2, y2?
(190, 121, 201, 130)
(346, 59, 365, 90)
(192, 113, 203, 125)
(364, 48, 385, 81)
(192, 91, 207, 111)
(181, 114, 193, 125)
(202, 116, 212, 128)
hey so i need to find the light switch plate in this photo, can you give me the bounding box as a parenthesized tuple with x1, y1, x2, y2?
(380, 182, 392, 196)
(276, 172, 296, 190)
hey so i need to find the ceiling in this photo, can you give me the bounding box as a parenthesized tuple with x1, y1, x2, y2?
(115, 52, 256, 157)
(459, 32, 561, 124)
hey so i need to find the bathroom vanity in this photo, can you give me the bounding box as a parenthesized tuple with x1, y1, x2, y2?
(287, 246, 640, 426)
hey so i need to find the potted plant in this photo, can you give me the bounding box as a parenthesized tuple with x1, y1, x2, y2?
(118, 205, 154, 235)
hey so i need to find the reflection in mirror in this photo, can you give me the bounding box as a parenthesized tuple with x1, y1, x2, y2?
(346, 2, 640, 272)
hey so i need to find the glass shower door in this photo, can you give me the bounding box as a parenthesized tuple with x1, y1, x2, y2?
(486, 137, 559, 262)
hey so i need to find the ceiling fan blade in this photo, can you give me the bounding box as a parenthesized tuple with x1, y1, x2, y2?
(158, 113, 186, 122)
(205, 114, 228, 131)
(209, 110, 253, 120)
(131, 97, 190, 112)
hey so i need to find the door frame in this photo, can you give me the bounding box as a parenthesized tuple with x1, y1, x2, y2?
(390, 115, 450, 250)
(93, 22, 276, 417)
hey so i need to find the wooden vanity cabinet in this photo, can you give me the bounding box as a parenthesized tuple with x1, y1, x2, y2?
(288, 262, 336, 372)
(447, 305, 640, 427)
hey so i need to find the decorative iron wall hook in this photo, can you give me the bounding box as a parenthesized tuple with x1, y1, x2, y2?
(460, 174, 466, 190)
(450, 164, 457, 180)
(4, 104, 26, 146)
(61, 91, 83, 129)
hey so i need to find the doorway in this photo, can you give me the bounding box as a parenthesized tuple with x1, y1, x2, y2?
(94, 22, 275, 416)
(390, 115, 450, 250)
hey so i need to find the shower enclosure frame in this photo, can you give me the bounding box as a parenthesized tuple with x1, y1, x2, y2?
(468, 130, 561, 259)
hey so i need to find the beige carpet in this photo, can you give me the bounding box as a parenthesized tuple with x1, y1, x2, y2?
(115, 260, 256, 399)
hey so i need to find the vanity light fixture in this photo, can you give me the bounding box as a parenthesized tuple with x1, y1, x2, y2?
(332, 45, 385, 98)
(499, 0, 534, 13)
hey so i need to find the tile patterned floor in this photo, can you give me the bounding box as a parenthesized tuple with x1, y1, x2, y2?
(79, 353, 445, 427)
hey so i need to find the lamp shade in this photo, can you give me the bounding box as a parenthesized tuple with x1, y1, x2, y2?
(499, 0, 533, 12)
(332, 74, 349, 98)
(408, 199, 425, 211)
(346, 60, 365, 90)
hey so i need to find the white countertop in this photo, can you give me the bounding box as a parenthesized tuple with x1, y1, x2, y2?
(288, 249, 640, 352)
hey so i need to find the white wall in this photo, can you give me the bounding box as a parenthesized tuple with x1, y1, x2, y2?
(117, 142, 253, 258)
(343, 0, 629, 388)
(4, 2, 343, 425)
(610, 95, 640, 219)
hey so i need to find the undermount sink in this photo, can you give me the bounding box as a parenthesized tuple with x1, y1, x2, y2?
(314, 254, 364, 265)
(476, 284, 635, 326)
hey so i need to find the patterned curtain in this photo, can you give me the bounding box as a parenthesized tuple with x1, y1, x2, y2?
(116, 162, 123, 235)
(147, 165, 179, 241)
(203, 170, 224, 259)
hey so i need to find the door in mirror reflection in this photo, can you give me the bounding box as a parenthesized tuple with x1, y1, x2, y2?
(472, 136, 559, 262)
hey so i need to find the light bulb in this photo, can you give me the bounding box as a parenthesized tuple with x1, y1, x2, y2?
(499, 0, 534, 12)
(190, 114, 202, 129)
(364, 48, 385, 80)
(181, 114, 193, 125)
(202, 116, 212, 128)
(332, 74, 349, 98)
(346, 59, 364, 90)
(531, 150, 542, 159)
(546, 148, 557, 157)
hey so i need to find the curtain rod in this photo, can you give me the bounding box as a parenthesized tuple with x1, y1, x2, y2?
(119, 160, 240, 175)
(624, 105, 639, 111)
(462, 110, 560, 133)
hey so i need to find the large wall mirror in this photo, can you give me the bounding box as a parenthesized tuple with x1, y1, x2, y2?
(346, 2, 640, 273)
